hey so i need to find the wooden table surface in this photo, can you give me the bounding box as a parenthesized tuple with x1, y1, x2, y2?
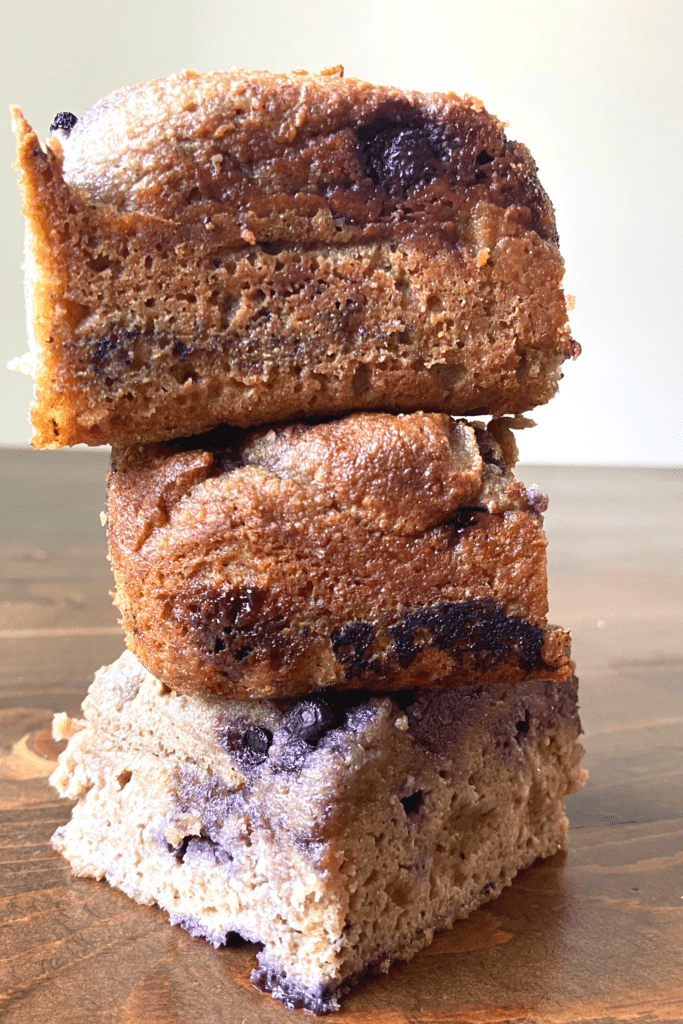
(1, 449, 681, 1024)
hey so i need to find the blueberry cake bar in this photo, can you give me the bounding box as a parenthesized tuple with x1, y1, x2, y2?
(51, 650, 586, 1012)
(12, 67, 576, 448)
(107, 412, 571, 699)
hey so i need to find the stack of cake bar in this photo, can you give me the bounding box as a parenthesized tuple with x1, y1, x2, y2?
(13, 68, 586, 1013)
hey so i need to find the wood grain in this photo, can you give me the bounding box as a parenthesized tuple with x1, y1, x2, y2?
(0, 450, 681, 1023)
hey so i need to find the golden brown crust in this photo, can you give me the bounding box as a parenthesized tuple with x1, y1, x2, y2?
(12, 68, 575, 448)
(107, 413, 571, 698)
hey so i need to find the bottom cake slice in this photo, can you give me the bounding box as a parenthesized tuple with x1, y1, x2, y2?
(50, 651, 586, 1013)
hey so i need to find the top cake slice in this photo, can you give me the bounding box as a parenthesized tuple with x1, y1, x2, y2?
(12, 67, 576, 448)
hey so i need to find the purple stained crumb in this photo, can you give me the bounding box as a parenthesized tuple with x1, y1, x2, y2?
(252, 943, 412, 1014)
(274, 735, 312, 774)
(50, 825, 67, 847)
(182, 835, 233, 867)
(167, 909, 263, 950)
(175, 771, 237, 824)
(526, 487, 549, 513)
(156, 777, 243, 861)
(406, 677, 578, 758)
(252, 958, 338, 1014)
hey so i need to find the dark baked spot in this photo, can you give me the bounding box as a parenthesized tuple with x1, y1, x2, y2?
(174, 423, 246, 474)
(516, 709, 531, 739)
(481, 881, 496, 896)
(476, 150, 494, 165)
(50, 111, 78, 135)
(260, 241, 284, 256)
(210, 446, 245, 474)
(473, 426, 506, 471)
(400, 790, 423, 816)
(185, 584, 303, 674)
(445, 506, 487, 534)
(284, 699, 336, 745)
(221, 586, 265, 628)
(240, 725, 272, 764)
(215, 716, 271, 766)
(358, 118, 440, 192)
(268, 692, 374, 774)
(428, 362, 465, 389)
(191, 585, 265, 653)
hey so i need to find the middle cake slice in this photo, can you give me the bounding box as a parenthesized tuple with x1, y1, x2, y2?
(107, 412, 570, 698)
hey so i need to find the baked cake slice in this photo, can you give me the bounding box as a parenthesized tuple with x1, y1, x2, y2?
(12, 67, 577, 447)
(107, 412, 570, 698)
(51, 650, 586, 1012)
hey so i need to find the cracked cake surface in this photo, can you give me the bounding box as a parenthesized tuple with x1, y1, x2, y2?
(51, 650, 586, 1013)
(106, 412, 571, 698)
(12, 67, 576, 448)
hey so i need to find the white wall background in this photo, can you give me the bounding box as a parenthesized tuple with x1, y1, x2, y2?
(2, 0, 681, 463)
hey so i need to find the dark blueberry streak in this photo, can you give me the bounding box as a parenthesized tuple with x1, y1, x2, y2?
(359, 120, 440, 192)
(50, 111, 78, 135)
(388, 599, 545, 675)
(330, 622, 377, 673)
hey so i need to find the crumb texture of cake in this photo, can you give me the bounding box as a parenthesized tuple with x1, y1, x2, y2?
(106, 413, 571, 698)
(12, 67, 576, 448)
(51, 650, 586, 1012)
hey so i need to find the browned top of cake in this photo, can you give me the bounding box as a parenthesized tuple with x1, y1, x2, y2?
(44, 66, 557, 246)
